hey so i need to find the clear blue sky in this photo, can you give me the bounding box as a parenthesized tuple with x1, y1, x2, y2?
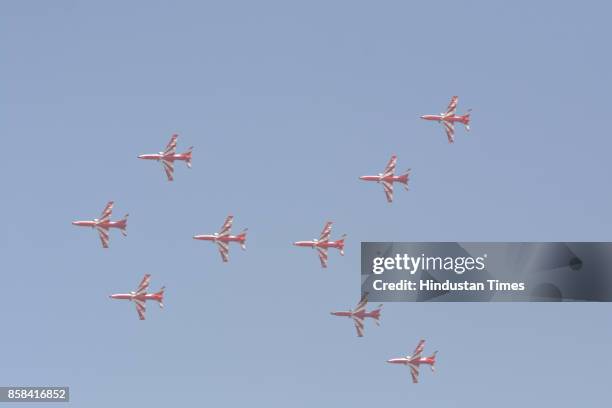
(2, 1, 612, 406)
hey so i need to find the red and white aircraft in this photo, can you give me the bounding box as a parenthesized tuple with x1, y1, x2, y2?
(109, 274, 165, 320)
(72, 201, 128, 248)
(359, 155, 410, 203)
(193, 215, 248, 262)
(387, 339, 438, 383)
(330, 293, 382, 337)
(421, 96, 471, 143)
(293, 221, 346, 268)
(138, 134, 193, 181)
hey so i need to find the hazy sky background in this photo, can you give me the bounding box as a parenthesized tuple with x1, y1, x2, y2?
(2, 1, 612, 406)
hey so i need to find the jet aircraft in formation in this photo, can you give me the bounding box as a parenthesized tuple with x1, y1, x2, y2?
(109, 274, 165, 320)
(293, 221, 346, 268)
(78, 118, 451, 380)
(330, 293, 382, 337)
(387, 339, 437, 383)
(193, 215, 248, 262)
(359, 155, 410, 203)
(138, 133, 193, 181)
(421, 96, 471, 143)
(71, 201, 128, 248)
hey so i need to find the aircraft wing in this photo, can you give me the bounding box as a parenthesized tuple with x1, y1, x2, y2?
(96, 226, 110, 248)
(316, 247, 328, 268)
(382, 155, 397, 177)
(382, 181, 394, 203)
(219, 215, 234, 237)
(217, 241, 230, 262)
(164, 134, 178, 155)
(412, 339, 426, 359)
(319, 221, 333, 243)
(354, 293, 368, 314)
(443, 121, 455, 143)
(445, 96, 458, 116)
(135, 274, 151, 295)
(410, 364, 420, 383)
(99, 201, 114, 222)
(162, 159, 174, 181)
(352, 316, 365, 337)
(134, 299, 146, 320)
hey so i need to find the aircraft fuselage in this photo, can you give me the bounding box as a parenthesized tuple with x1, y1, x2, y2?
(110, 292, 162, 303)
(138, 152, 191, 162)
(420, 113, 470, 125)
(193, 234, 246, 244)
(71, 219, 127, 230)
(386, 356, 435, 367)
(293, 240, 344, 250)
(359, 174, 408, 184)
(330, 310, 380, 319)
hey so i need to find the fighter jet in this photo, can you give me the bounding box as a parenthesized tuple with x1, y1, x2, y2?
(293, 221, 346, 268)
(72, 201, 128, 248)
(421, 96, 471, 143)
(138, 134, 193, 181)
(109, 274, 165, 320)
(387, 339, 438, 383)
(330, 293, 382, 337)
(193, 215, 248, 262)
(359, 155, 410, 203)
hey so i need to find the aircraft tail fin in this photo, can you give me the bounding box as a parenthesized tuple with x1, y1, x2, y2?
(429, 351, 438, 372)
(371, 304, 383, 325)
(238, 228, 248, 250)
(398, 169, 411, 190)
(120, 214, 129, 236)
(463, 109, 472, 131)
(156, 286, 165, 308)
(338, 234, 347, 256)
(185, 147, 193, 168)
